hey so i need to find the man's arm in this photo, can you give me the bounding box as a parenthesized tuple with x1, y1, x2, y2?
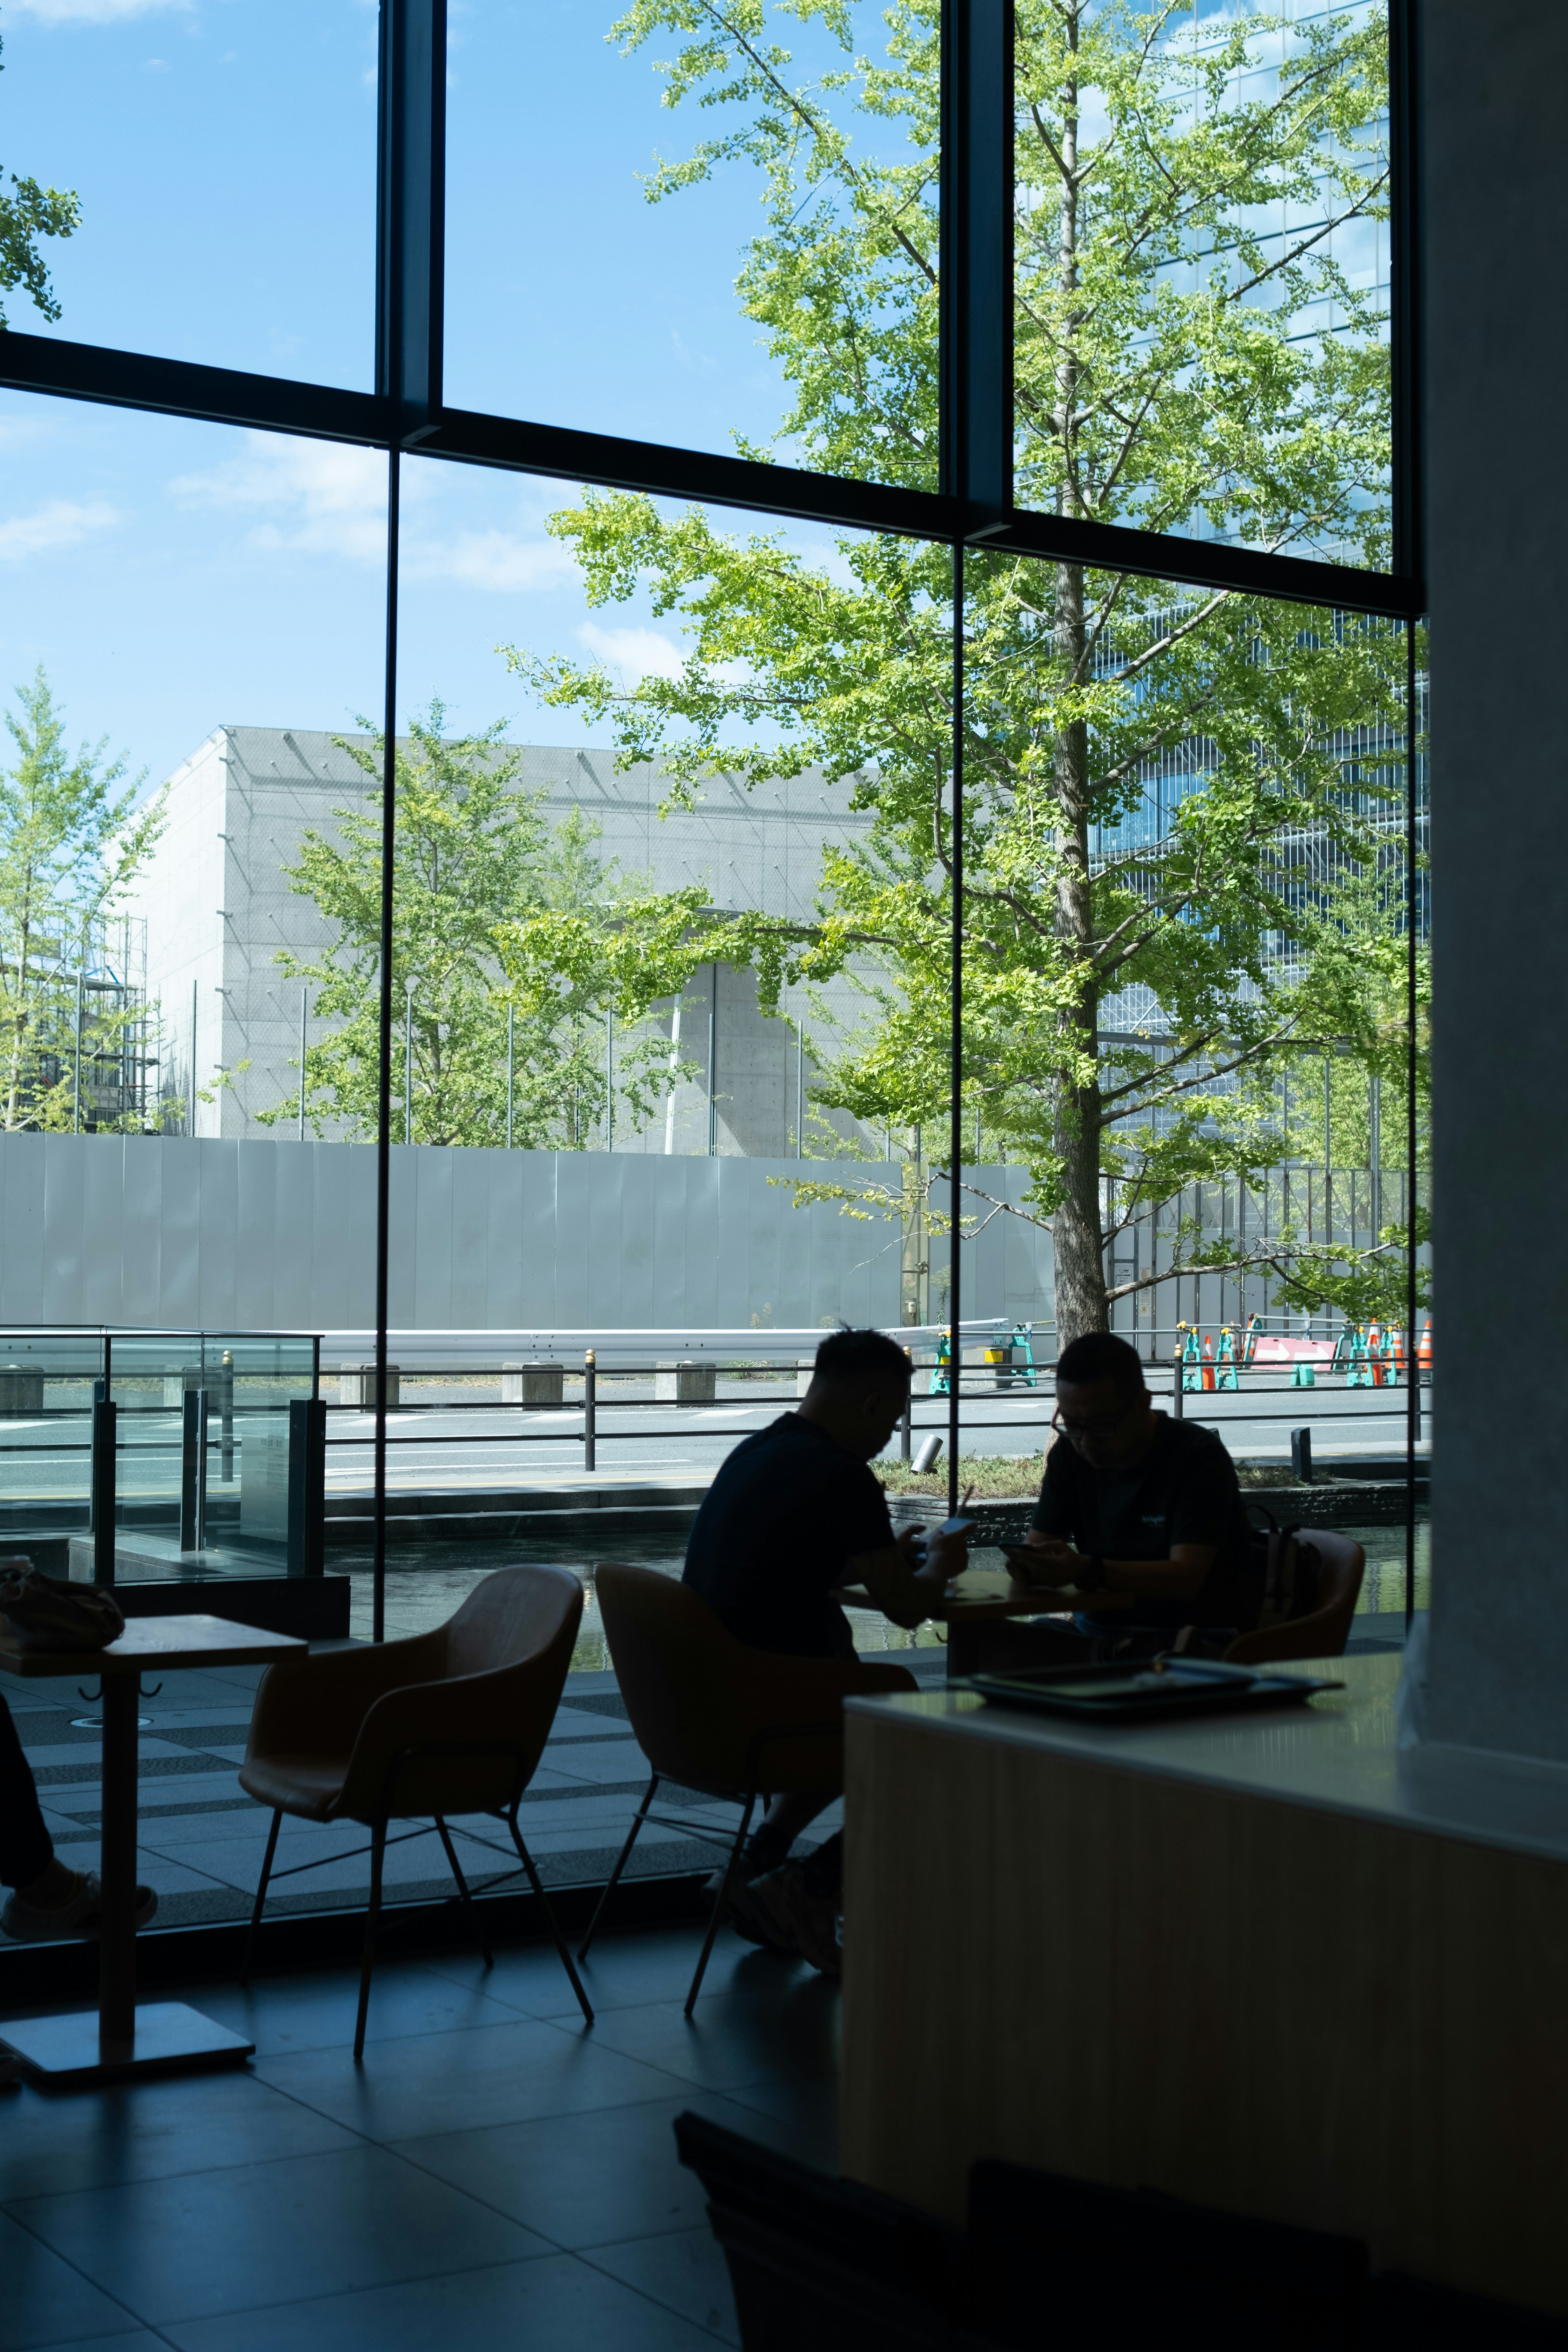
(1024, 1532, 1216, 1599)
(847, 1526, 967, 1629)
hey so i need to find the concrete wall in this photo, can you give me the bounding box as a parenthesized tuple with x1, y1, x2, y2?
(1422, 5, 1568, 1760)
(0, 1133, 1054, 1334)
(125, 727, 885, 1156)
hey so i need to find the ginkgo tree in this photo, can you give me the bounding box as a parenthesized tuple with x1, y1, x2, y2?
(500, 0, 1424, 1341)
(265, 706, 677, 1146)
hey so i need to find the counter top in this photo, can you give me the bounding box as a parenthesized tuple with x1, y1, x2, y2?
(846, 1654, 1568, 1869)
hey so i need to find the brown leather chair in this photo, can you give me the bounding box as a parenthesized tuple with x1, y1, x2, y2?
(240, 1564, 592, 2056)
(1224, 1530, 1367, 1666)
(583, 1561, 918, 2013)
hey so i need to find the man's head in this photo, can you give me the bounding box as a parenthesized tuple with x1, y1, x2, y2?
(797, 1326, 913, 1460)
(1052, 1332, 1154, 1470)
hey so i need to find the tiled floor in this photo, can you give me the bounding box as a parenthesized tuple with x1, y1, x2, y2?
(2, 1653, 938, 1933)
(0, 1918, 840, 2349)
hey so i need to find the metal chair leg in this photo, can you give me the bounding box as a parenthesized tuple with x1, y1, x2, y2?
(353, 1818, 387, 2062)
(684, 1793, 755, 2019)
(241, 1808, 283, 1984)
(434, 1815, 492, 1967)
(578, 1772, 658, 1960)
(507, 1811, 595, 2026)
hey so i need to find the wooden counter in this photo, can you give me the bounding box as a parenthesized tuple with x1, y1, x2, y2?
(840, 1655, 1568, 2318)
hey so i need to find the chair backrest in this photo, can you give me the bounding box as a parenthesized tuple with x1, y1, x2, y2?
(594, 1562, 770, 1793)
(1225, 1529, 1366, 1667)
(593, 1561, 911, 1797)
(339, 1563, 583, 1820)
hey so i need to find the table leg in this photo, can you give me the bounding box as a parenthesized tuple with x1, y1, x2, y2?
(98, 1673, 139, 2059)
(0, 1669, 255, 2086)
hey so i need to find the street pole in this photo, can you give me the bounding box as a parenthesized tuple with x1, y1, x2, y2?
(707, 962, 717, 1155)
(606, 1007, 614, 1150)
(74, 969, 84, 1133)
(298, 986, 307, 1140)
(189, 977, 197, 1138)
(404, 980, 414, 1145)
(506, 1003, 514, 1148)
(796, 1021, 804, 1158)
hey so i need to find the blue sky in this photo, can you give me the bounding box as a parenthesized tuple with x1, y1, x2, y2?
(0, 0, 813, 791)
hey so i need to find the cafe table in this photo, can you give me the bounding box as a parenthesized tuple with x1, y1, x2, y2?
(833, 1565, 1132, 1670)
(0, 1612, 306, 2087)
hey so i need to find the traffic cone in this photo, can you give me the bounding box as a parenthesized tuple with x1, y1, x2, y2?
(1417, 1320, 1433, 1382)
(1367, 1321, 1383, 1388)
(1241, 1314, 1261, 1370)
(1201, 1332, 1216, 1392)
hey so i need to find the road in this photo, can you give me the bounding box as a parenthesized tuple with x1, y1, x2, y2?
(0, 1369, 1429, 1519)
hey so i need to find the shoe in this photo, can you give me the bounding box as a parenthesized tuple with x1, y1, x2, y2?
(739, 1863, 842, 1978)
(1, 1873, 158, 1942)
(725, 1870, 802, 1957)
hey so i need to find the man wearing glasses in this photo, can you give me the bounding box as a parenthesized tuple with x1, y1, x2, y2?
(973, 1329, 1259, 1669)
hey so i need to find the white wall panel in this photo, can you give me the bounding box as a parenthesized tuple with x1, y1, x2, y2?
(0, 1136, 1054, 1334)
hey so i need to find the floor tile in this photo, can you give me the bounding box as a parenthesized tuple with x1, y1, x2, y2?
(160, 2251, 720, 2352)
(723, 2072, 839, 2172)
(11, 2144, 549, 2327)
(584, 2225, 740, 2345)
(29, 1844, 233, 1899)
(391, 2087, 799, 2250)
(253, 2015, 690, 2141)
(13, 2339, 165, 2352)
(18, 1739, 199, 1771)
(0, 2209, 145, 2352)
(191, 1963, 527, 2058)
(0, 2070, 362, 2203)
(424, 1924, 765, 2019)
(568, 1981, 839, 2094)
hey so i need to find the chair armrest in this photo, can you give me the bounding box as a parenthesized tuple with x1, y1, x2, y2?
(245, 1627, 448, 1767)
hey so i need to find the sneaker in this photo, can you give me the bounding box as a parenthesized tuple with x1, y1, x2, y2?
(725, 1871, 802, 1957)
(0, 1873, 158, 1942)
(740, 1863, 842, 1979)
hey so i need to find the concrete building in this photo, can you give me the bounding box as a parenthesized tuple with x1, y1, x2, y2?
(126, 726, 891, 1156)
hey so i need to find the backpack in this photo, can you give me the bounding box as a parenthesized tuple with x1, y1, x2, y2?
(1246, 1506, 1322, 1631)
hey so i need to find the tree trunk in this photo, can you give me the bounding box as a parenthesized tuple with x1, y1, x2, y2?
(1048, 26, 1109, 1348)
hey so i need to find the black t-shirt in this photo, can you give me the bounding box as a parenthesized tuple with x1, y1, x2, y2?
(1030, 1414, 1258, 1630)
(682, 1412, 894, 1660)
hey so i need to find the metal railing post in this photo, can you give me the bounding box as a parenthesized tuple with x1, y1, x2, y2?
(900, 1346, 912, 1461)
(220, 1348, 235, 1481)
(584, 1348, 597, 1472)
(288, 1396, 327, 1576)
(1171, 1343, 1184, 1420)
(180, 1387, 201, 1553)
(91, 1398, 117, 1586)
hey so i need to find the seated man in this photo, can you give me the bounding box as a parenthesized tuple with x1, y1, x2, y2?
(959, 1330, 1259, 1675)
(1, 1691, 158, 1953)
(682, 1325, 967, 1972)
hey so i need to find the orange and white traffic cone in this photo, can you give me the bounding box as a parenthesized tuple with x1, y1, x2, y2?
(1417, 1319, 1433, 1382)
(1367, 1321, 1383, 1386)
(1201, 1332, 1216, 1392)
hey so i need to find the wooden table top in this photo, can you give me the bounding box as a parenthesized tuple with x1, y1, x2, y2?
(0, 1612, 307, 1679)
(833, 1568, 1134, 1620)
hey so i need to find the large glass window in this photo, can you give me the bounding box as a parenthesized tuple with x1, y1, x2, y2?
(1, 1, 378, 384)
(1012, 0, 1391, 568)
(444, 0, 938, 488)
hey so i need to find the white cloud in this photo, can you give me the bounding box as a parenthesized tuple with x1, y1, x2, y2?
(170, 432, 578, 590)
(170, 435, 389, 563)
(578, 623, 687, 682)
(401, 530, 576, 594)
(8, 0, 191, 22)
(0, 499, 119, 562)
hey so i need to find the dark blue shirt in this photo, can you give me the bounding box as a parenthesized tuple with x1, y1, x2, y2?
(683, 1412, 894, 1659)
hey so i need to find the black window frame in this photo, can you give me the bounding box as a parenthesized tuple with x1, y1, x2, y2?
(0, 0, 1422, 619)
